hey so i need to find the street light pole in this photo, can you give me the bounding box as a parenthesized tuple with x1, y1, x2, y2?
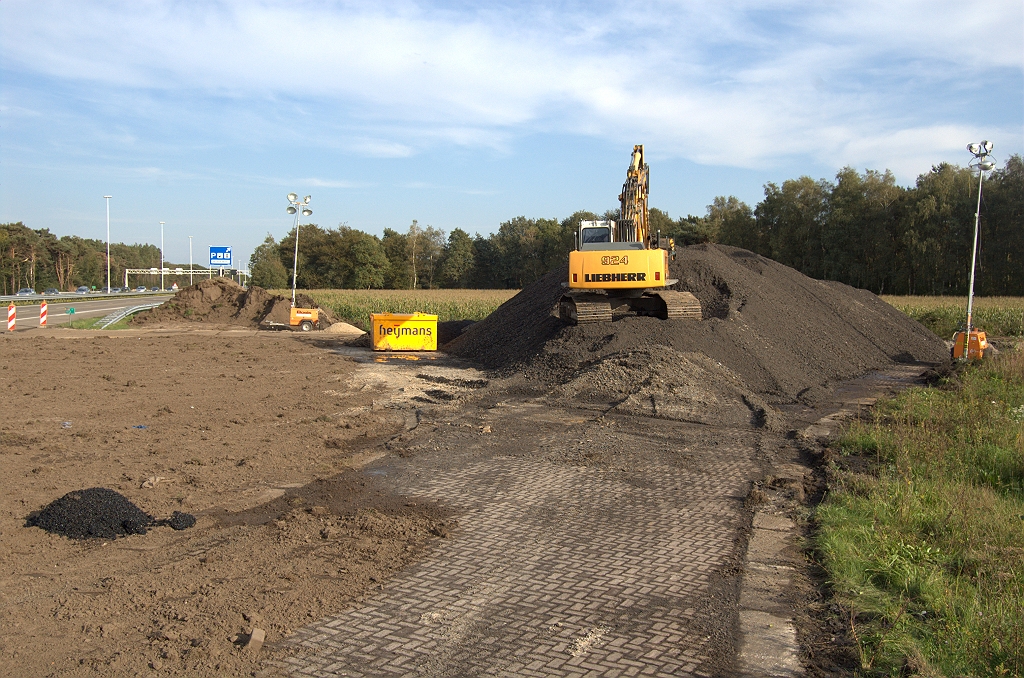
(104, 196, 112, 293)
(285, 193, 312, 307)
(189, 236, 193, 286)
(160, 221, 166, 292)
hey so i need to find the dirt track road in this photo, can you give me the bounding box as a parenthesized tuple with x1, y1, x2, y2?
(3, 327, 904, 676)
(270, 346, 769, 677)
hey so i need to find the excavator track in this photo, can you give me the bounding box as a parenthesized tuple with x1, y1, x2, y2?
(649, 290, 702, 320)
(559, 293, 613, 324)
(559, 290, 701, 324)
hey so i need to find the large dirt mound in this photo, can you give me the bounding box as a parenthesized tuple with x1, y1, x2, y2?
(133, 278, 334, 328)
(446, 244, 948, 406)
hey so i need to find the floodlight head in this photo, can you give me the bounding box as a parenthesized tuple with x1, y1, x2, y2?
(287, 192, 298, 202)
(984, 140, 993, 151)
(104, 195, 112, 199)
(303, 195, 311, 203)
(980, 160, 995, 171)
(287, 206, 297, 214)
(302, 208, 312, 216)
(968, 143, 980, 154)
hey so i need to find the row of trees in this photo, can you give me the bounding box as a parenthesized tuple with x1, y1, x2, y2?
(249, 215, 592, 291)
(0, 225, 165, 295)
(701, 158, 1023, 296)
(6, 156, 1019, 296)
(249, 156, 1022, 296)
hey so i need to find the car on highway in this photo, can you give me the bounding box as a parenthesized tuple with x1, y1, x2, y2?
(75, 286, 89, 294)
(150, 286, 160, 292)
(44, 288, 60, 295)
(16, 288, 35, 296)
(135, 286, 147, 292)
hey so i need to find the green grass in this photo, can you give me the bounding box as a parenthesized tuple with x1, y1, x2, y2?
(882, 296, 1024, 338)
(65, 317, 131, 330)
(816, 349, 1024, 676)
(290, 289, 518, 330)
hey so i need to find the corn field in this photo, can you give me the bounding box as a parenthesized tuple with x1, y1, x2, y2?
(293, 289, 518, 330)
(882, 296, 1024, 337)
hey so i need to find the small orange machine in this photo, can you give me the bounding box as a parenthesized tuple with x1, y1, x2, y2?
(370, 312, 438, 351)
(260, 306, 320, 332)
(951, 328, 990, 360)
(289, 307, 319, 332)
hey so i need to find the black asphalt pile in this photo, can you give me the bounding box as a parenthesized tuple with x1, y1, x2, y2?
(133, 278, 336, 328)
(446, 244, 949, 407)
(26, 488, 195, 540)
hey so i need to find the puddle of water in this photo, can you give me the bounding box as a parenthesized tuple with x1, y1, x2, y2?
(374, 354, 435, 363)
(331, 345, 450, 364)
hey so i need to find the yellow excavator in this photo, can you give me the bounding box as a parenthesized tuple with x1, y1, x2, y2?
(559, 145, 702, 323)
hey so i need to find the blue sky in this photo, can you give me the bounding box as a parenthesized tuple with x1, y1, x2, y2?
(2, 0, 1021, 267)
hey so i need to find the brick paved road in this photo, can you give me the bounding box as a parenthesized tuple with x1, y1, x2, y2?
(278, 406, 761, 677)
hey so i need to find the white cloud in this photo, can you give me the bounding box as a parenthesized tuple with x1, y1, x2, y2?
(1, 0, 1020, 178)
(301, 177, 360, 189)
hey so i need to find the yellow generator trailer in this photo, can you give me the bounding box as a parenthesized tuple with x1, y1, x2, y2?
(260, 306, 320, 332)
(559, 145, 701, 324)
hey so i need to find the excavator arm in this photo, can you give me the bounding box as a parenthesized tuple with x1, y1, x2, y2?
(616, 145, 650, 245)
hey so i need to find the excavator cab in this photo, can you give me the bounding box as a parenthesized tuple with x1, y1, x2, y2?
(558, 146, 701, 324)
(580, 222, 612, 245)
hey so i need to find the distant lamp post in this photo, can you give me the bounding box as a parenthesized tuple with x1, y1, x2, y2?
(188, 235, 194, 286)
(286, 193, 312, 307)
(104, 196, 112, 293)
(964, 140, 995, 342)
(160, 221, 166, 292)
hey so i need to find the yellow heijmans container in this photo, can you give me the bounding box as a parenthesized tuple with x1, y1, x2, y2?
(370, 312, 438, 351)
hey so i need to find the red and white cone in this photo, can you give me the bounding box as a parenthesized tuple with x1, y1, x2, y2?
(39, 300, 47, 328)
(7, 304, 14, 332)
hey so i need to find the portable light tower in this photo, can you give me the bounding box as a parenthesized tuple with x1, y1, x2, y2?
(953, 141, 996, 360)
(286, 193, 312, 307)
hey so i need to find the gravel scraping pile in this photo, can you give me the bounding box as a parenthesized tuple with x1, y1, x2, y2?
(550, 347, 785, 429)
(446, 244, 949, 407)
(132, 278, 336, 328)
(26, 488, 194, 539)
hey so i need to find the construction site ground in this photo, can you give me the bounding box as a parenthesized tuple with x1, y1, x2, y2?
(0, 325, 937, 677)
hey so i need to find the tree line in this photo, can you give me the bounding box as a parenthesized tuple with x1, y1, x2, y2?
(5, 156, 1020, 296)
(0, 226, 170, 295)
(250, 155, 1022, 296)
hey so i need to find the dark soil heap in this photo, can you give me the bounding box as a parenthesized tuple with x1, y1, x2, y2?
(27, 488, 155, 539)
(132, 278, 334, 328)
(446, 244, 948, 408)
(26, 488, 196, 539)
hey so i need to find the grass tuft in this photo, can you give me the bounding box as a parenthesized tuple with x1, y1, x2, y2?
(66, 317, 131, 330)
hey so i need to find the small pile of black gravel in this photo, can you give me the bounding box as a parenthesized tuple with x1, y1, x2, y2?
(26, 488, 195, 540)
(165, 511, 196, 531)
